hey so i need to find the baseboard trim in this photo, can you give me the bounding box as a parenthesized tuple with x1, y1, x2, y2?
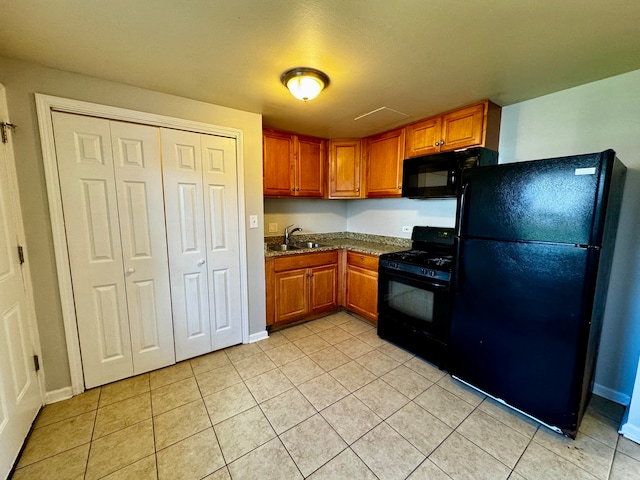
(45, 386, 73, 404)
(248, 330, 269, 343)
(593, 382, 631, 406)
(619, 407, 640, 443)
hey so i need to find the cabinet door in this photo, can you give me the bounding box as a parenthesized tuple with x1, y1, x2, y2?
(263, 129, 294, 196)
(441, 102, 485, 152)
(296, 135, 325, 197)
(346, 252, 379, 323)
(52, 112, 133, 388)
(309, 264, 338, 314)
(346, 265, 378, 323)
(275, 268, 308, 323)
(405, 117, 442, 158)
(329, 140, 362, 198)
(365, 128, 405, 198)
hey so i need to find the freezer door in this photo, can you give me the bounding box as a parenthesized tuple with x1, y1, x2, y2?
(450, 238, 598, 434)
(460, 151, 614, 245)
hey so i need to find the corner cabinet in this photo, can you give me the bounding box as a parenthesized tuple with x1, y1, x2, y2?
(405, 100, 501, 158)
(345, 251, 379, 324)
(364, 127, 406, 198)
(265, 251, 339, 326)
(263, 128, 325, 197)
(328, 139, 363, 198)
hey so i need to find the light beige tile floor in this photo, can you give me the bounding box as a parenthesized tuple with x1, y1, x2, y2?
(12, 311, 640, 480)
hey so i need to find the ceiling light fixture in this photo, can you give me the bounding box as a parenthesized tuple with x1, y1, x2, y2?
(280, 67, 330, 102)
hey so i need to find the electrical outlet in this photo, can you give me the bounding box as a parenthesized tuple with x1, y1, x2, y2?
(402, 226, 411, 233)
(268, 223, 278, 233)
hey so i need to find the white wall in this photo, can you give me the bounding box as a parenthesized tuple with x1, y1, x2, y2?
(263, 198, 348, 236)
(499, 68, 640, 403)
(263, 197, 457, 238)
(346, 198, 457, 236)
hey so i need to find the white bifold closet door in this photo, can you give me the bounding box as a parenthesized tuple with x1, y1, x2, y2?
(52, 112, 174, 388)
(161, 128, 243, 361)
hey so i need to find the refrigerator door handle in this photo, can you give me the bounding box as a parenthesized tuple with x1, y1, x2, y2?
(457, 183, 468, 239)
(455, 183, 469, 291)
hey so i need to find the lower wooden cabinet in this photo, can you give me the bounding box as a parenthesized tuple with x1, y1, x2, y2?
(266, 251, 339, 326)
(345, 251, 379, 324)
(266, 249, 379, 327)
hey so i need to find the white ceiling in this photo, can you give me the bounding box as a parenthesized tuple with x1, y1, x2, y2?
(2, 0, 640, 139)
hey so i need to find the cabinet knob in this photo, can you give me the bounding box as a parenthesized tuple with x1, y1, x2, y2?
(398, 185, 402, 190)
(126, 268, 135, 274)
(440, 139, 445, 145)
(197, 259, 205, 267)
(356, 187, 359, 192)
(435, 141, 440, 146)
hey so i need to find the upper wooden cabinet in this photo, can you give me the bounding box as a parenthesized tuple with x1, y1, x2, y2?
(263, 128, 325, 197)
(405, 100, 501, 158)
(328, 139, 363, 199)
(364, 127, 405, 198)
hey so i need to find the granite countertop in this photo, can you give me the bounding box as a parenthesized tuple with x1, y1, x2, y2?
(264, 231, 411, 257)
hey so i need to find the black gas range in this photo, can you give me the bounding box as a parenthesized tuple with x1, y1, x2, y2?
(377, 226, 456, 368)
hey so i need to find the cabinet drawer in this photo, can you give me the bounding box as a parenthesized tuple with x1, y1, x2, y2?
(274, 251, 338, 272)
(347, 251, 378, 271)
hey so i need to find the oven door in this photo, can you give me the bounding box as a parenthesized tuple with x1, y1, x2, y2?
(377, 266, 452, 342)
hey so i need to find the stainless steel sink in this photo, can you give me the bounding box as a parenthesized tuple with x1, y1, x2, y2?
(268, 244, 301, 251)
(293, 242, 327, 249)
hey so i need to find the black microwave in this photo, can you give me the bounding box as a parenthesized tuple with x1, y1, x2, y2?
(401, 147, 498, 199)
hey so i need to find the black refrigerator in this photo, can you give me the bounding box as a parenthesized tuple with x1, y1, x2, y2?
(450, 149, 626, 438)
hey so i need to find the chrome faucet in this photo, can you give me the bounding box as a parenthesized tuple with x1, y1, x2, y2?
(284, 224, 303, 244)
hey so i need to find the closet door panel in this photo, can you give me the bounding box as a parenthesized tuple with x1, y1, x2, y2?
(201, 135, 243, 349)
(161, 128, 212, 361)
(110, 122, 175, 373)
(52, 112, 133, 388)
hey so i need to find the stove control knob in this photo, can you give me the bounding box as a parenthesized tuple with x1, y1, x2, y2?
(429, 270, 436, 277)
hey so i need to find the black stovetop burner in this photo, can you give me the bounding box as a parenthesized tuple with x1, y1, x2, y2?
(382, 250, 454, 270)
(379, 226, 456, 281)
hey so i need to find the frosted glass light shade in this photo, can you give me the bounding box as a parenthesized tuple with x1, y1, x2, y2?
(281, 67, 330, 102)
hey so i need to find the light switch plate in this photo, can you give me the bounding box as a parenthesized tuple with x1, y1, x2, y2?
(249, 215, 258, 229)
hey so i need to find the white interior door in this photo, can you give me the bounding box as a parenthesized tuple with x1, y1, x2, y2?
(53, 113, 177, 387)
(110, 121, 175, 373)
(163, 130, 243, 360)
(53, 112, 133, 388)
(201, 135, 243, 349)
(161, 129, 212, 361)
(0, 86, 42, 479)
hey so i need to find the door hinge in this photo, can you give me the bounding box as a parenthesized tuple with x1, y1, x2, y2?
(33, 354, 40, 372)
(1, 122, 17, 143)
(18, 245, 25, 264)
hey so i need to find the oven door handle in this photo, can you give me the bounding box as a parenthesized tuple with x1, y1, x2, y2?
(378, 268, 451, 291)
(454, 183, 469, 291)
